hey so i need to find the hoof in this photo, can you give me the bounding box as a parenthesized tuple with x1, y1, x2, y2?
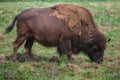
(13, 58, 16, 62)
(13, 55, 17, 62)
(29, 58, 34, 62)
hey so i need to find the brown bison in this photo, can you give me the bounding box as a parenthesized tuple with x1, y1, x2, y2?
(6, 4, 108, 63)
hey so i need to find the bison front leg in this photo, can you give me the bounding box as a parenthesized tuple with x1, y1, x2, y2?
(24, 37, 34, 61)
(59, 37, 74, 60)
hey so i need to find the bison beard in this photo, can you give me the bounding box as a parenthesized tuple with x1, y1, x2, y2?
(5, 4, 107, 63)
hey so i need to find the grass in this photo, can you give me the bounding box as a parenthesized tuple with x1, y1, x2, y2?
(0, 0, 120, 80)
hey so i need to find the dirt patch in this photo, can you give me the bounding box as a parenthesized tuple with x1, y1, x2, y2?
(91, 63, 100, 69)
(79, 62, 100, 69)
(114, 46, 120, 50)
(104, 54, 113, 62)
(6, 53, 60, 62)
(66, 63, 80, 70)
(106, 62, 116, 69)
(0, 54, 6, 62)
(116, 54, 120, 60)
(79, 62, 91, 69)
(65, 63, 81, 75)
(106, 58, 120, 70)
(0, 34, 6, 40)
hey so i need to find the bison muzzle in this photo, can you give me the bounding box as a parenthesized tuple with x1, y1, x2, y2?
(5, 4, 107, 63)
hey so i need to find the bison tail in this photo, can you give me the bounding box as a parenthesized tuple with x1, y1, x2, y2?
(5, 15, 18, 34)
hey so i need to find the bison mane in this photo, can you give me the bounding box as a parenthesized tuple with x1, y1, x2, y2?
(50, 4, 98, 38)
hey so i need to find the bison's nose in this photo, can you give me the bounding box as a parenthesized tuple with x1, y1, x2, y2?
(96, 60, 102, 63)
(94, 59, 103, 63)
(93, 57, 103, 63)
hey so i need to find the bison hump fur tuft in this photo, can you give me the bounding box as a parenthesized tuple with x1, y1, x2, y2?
(50, 4, 98, 38)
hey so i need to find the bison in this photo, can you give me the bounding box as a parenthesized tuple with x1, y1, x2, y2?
(6, 4, 108, 63)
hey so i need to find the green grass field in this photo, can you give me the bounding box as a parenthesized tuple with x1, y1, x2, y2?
(0, 0, 120, 80)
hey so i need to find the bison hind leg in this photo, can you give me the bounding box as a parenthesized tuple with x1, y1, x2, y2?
(13, 35, 26, 61)
(24, 37, 34, 61)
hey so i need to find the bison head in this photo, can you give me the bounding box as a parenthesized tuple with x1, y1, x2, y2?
(84, 33, 107, 63)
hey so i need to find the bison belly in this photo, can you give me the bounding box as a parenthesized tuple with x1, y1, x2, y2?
(26, 9, 66, 47)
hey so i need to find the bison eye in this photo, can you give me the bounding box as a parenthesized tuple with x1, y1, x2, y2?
(92, 46, 98, 51)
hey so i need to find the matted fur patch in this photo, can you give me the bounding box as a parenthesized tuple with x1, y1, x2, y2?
(50, 4, 91, 30)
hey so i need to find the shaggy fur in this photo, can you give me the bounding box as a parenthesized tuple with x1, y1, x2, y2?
(5, 4, 107, 63)
(50, 4, 98, 39)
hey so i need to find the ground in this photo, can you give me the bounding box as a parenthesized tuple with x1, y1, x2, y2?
(0, 0, 120, 80)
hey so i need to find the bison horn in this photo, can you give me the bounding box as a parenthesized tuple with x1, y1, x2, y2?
(107, 38, 111, 42)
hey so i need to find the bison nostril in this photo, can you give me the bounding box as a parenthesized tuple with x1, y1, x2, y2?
(97, 60, 101, 63)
